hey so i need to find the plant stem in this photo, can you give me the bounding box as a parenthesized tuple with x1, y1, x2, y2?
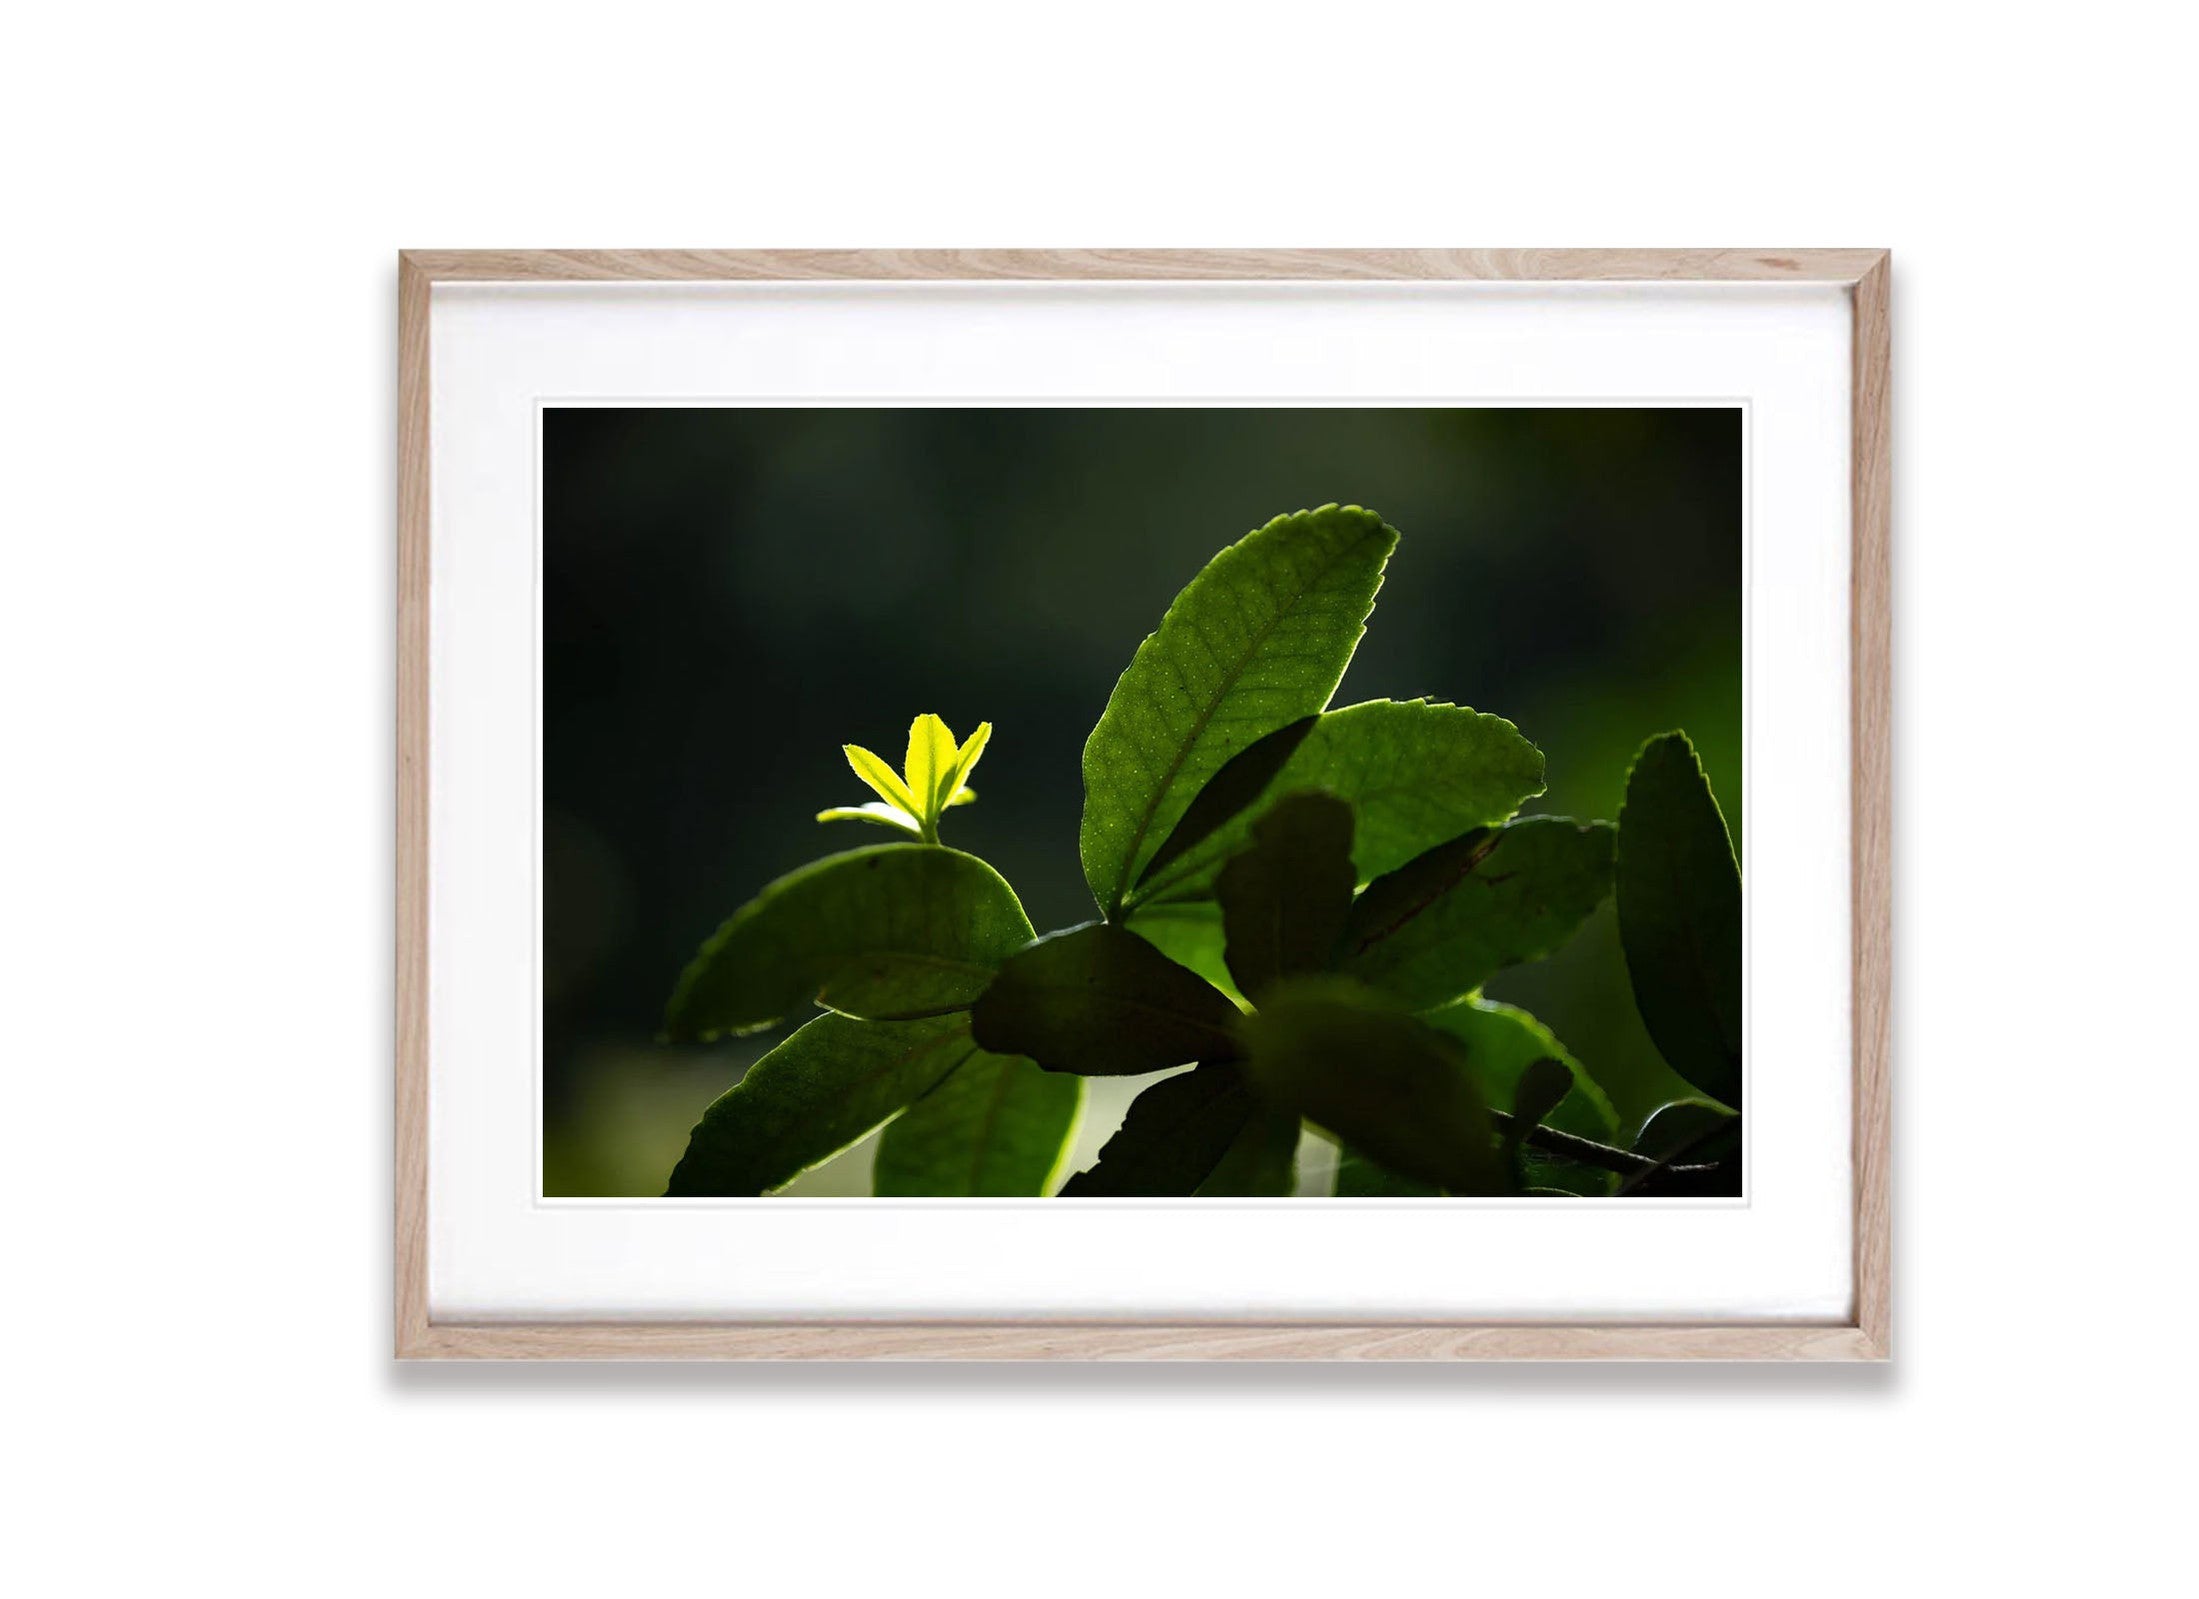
(1613, 1117, 1736, 1196)
(1486, 1110, 1716, 1178)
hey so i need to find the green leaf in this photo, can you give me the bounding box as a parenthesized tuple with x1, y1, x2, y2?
(1334, 1146, 1440, 1197)
(874, 1050, 1084, 1196)
(816, 800, 924, 833)
(971, 923, 1244, 1076)
(1509, 1057, 1575, 1129)
(1503, 1057, 1575, 1189)
(903, 713, 961, 818)
(844, 743, 919, 818)
(1420, 997, 1620, 1194)
(1617, 731, 1744, 1107)
(1237, 977, 1502, 1196)
(1216, 790, 1356, 1001)
(663, 845, 1034, 1041)
(1196, 1108, 1301, 1197)
(664, 1014, 977, 1196)
(1080, 504, 1398, 917)
(1058, 1065, 1256, 1196)
(1339, 818, 1615, 1011)
(1130, 715, 1318, 895)
(1129, 700, 1546, 909)
(941, 722, 991, 809)
(1124, 901, 1242, 1002)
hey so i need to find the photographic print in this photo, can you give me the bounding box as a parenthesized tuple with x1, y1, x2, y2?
(544, 405, 1743, 1201)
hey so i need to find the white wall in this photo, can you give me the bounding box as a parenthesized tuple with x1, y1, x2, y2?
(5, 3, 2188, 1593)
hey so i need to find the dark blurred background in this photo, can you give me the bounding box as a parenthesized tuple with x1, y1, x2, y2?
(544, 407, 1741, 1196)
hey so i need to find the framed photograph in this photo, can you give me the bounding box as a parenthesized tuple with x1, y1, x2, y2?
(397, 249, 1889, 1360)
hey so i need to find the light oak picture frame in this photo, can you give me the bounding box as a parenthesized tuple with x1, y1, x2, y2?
(396, 248, 1890, 1360)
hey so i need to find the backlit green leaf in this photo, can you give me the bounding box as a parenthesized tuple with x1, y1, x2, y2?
(1130, 715, 1318, 895)
(1617, 731, 1744, 1108)
(1124, 901, 1241, 1002)
(1237, 977, 1502, 1196)
(971, 923, 1244, 1076)
(874, 1050, 1084, 1196)
(1130, 700, 1545, 908)
(844, 743, 920, 817)
(663, 845, 1034, 1041)
(816, 800, 923, 833)
(1339, 818, 1615, 1011)
(942, 721, 991, 809)
(1058, 1065, 1256, 1197)
(1420, 997, 1619, 1194)
(1080, 505, 1398, 917)
(904, 713, 960, 817)
(1216, 791, 1356, 1001)
(665, 1014, 977, 1196)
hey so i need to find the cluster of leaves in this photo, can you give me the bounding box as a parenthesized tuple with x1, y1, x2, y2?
(660, 506, 1741, 1199)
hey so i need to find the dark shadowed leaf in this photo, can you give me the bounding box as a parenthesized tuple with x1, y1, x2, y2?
(1132, 715, 1318, 894)
(1128, 699, 1546, 908)
(1237, 977, 1502, 1195)
(1617, 731, 1744, 1108)
(1339, 818, 1614, 1011)
(1503, 1057, 1575, 1189)
(1217, 791, 1356, 1000)
(1334, 1146, 1441, 1197)
(971, 923, 1244, 1076)
(1196, 1107, 1301, 1196)
(873, 1051, 1084, 1196)
(1080, 505, 1398, 916)
(1125, 901, 1241, 1002)
(664, 1014, 976, 1196)
(1058, 1065, 1256, 1196)
(663, 845, 1033, 1041)
(1420, 998, 1620, 1195)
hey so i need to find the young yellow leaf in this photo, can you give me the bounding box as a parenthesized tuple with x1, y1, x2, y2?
(904, 713, 961, 817)
(844, 743, 919, 816)
(941, 721, 992, 809)
(816, 801, 924, 833)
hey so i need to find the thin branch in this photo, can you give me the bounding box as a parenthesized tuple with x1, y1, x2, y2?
(1613, 1117, 1736, 1196)
(1487, 1110, 1719, 1179)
